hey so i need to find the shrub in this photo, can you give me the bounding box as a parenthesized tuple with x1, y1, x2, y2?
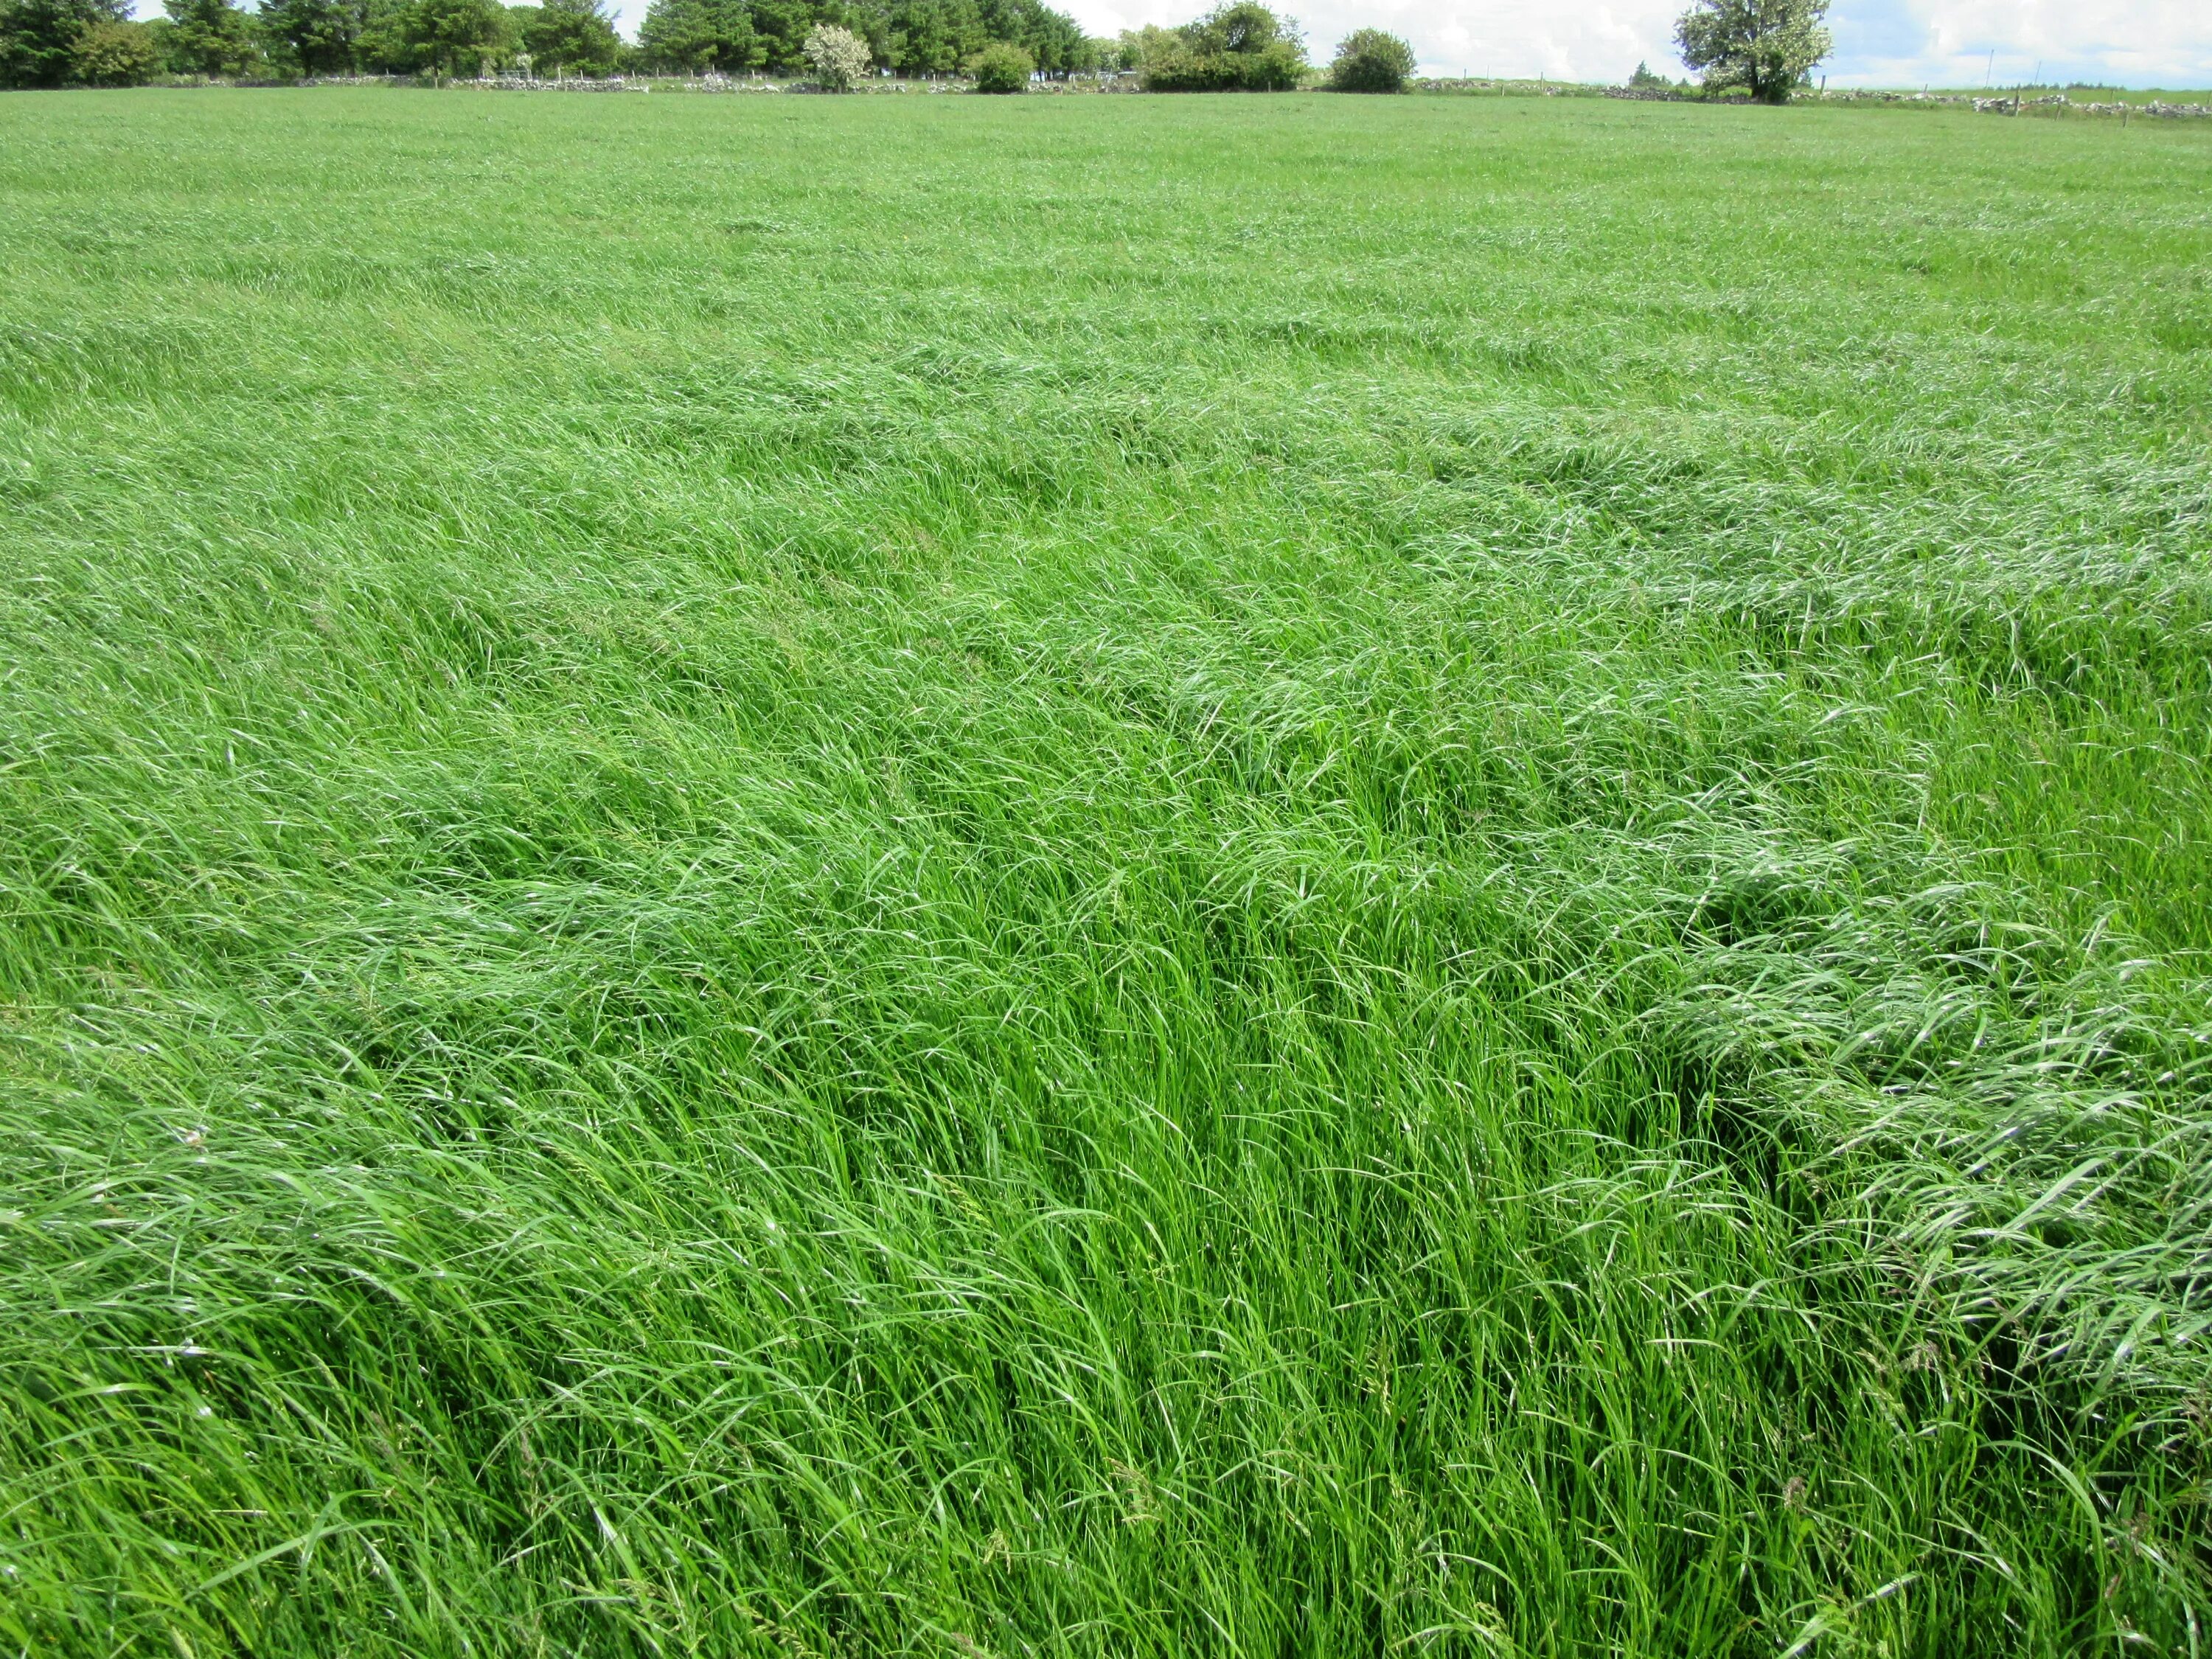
(968, 39, 1029, 91)
(801, 21, 868, 89)
(1326, 27, 1411, 92)
(71, 13, 159, 80)
(1138, 1, 1304, 91)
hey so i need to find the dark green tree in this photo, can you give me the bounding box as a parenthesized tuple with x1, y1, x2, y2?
(883, 0, 980, 74)
(0, 0, 128, 86)
(354, 0, 417, 66)
(638, 0, 760, 70)
(627, 0, 1083, 78)
(1326, 27, 1411, 91)
(518, 0, 615, 70)
(162, 0, 261, 75)
(261, 0, 363, 72)
(740, 0, 815, 70)
(975, 0, 1077, 72)
(403, 0, 509, 73)
(1673, 0, 1829, 103)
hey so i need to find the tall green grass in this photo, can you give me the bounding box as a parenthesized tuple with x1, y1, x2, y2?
(1, 88, 2208, 1655)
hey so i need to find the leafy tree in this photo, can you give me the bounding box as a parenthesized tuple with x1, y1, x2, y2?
(975, 0, 1076, 72)
(404, 0, 510, 73)
(1627, 58, 1669, 86)
(800, 18, 864, 85)
(1326, 27, 1411, 91)
(162, 0, 261, 75)
(1138, 1, 1302, 91)
(354, 0, 418, 66)
(0, 0, 128, 86)
(967, 36, 1024, 88)
(72, 13, 160, 79)
(518, 0, 614, 71)
(633, 0, 1086, 80)
(1673, 0, 1828, 104)
(1113, 24, 1168, 72)
(260, 0, 363, 72)
(639, 0, 760, 70)
(742, 0, 814, 70)
(883, 0, 978, 74)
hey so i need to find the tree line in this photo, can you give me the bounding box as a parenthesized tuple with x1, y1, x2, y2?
(638, 0, 1092, 80)
(3, 0, 1829, 101)
(0, 0, 1421, 88)
(0, 0, 1102, 84)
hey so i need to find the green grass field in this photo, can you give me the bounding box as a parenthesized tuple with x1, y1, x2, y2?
(3, 87, 2210, 1655)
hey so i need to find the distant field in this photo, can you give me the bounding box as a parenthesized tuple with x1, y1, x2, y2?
(3, 88, 2208, 1655)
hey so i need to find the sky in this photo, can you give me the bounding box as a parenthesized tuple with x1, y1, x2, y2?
(343, 0, 2211, 90)
(1034, 0, 2212, 88)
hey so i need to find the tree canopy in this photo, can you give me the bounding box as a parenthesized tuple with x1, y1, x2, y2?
(632, 0, 1088, 77)
(69, 13, 158, 78)
(162, 0, 261, 75)
(636, 0, 757, 70)
(261, 0, 363, 73)
(515, 0, 619, 72)
(1673, 0, 1829, 104)
(0, 0, 1234, 86)
(403, 0, 510, 74)
(0, 0, 130, 86)
(1136, 1, 1303, 91)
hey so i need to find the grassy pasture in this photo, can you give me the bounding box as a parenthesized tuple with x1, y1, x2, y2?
(1, 87, 2210, 1655)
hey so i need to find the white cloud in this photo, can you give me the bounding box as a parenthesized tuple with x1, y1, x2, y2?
(1818, 0, 2212, 88)
(1043, 0, 2211, 86)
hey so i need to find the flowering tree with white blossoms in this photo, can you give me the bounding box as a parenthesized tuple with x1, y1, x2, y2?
(801, 23, 870, 88)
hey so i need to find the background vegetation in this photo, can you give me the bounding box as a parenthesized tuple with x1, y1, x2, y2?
(2, 88, 2209, 1656)
(0, 0, 1100, 83)
(1327, 26, 1413, 93)
(1130, 0, 1302, 92)
(1674, 0, 1829, 105)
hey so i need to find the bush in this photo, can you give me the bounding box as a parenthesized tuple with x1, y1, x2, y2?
(72, 13, 159, 80)
(801, 21, 868, 89)
(1326, 27, 1411, 92)
(968, 40, 1029, 91)
(1138, 1, 1304, 91)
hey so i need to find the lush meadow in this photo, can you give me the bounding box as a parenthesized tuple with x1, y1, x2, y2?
(2, 88, 2209, 1655)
